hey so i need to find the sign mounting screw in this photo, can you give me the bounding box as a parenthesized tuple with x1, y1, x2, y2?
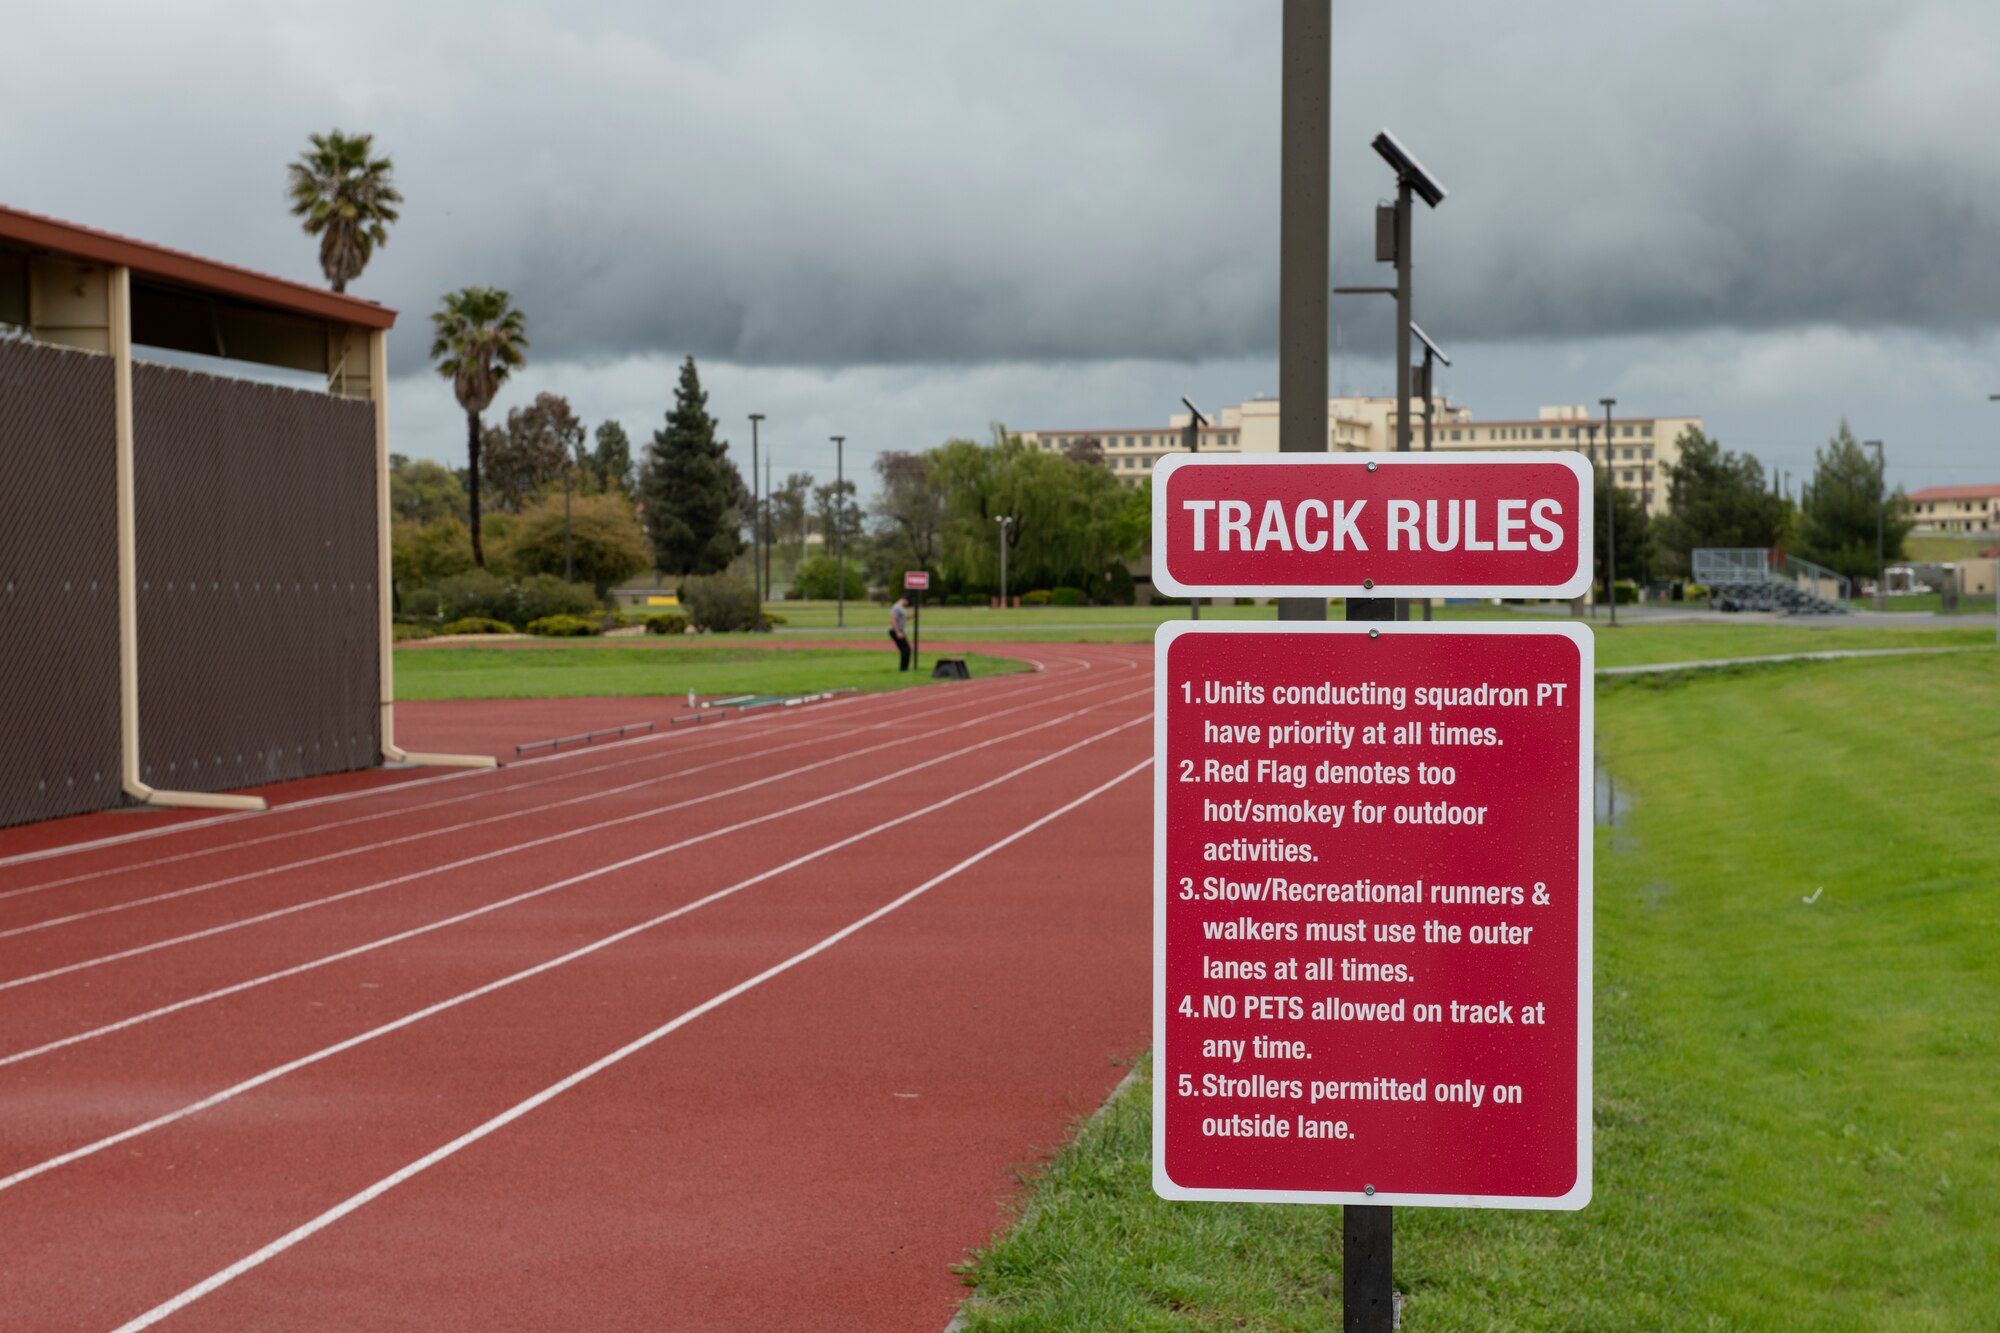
(1364, 1184, 1376, 1196)
(1366, 460, 1378, 472)
(1369, 629, 1380, 639)
(1363, 579, 1375, 590)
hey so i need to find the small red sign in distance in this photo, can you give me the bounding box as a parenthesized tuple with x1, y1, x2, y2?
(903, 570, 930, 590)
(1154, 621, 1591, 1208)
(1153, 453, 1593, 599)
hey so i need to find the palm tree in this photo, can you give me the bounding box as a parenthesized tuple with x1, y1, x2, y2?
(287, 130, 402, 292)
(429, 289, 529, 567)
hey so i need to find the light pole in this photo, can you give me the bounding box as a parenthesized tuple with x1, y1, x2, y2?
(1582, 422, 1598, 619)
(749, 413, 765, 606)
(1181, 397, 1208, 620)
(831, 435, 846, 628)
(1601, 398, 1618, 626)
(1412, 323, 1450, 624)
(562, 453, 575, 584)
(995, 514, 1013, 608)
(1865, 439, 1886, 610)
(1990, 397, 1999, 643)
(1371, 130, 1446, 623)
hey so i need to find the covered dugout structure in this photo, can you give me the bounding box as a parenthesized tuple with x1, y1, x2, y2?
(0, 205, 487, 829)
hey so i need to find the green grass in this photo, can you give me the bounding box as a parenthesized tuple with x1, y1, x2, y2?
(1588, 621, 1996, 667)
(393, 643, 1031, 700)
(1905, 535, 1988, 562)
(956, 653, 2000, 1331)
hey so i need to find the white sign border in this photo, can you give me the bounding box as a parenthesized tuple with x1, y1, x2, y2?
(1150, 619, 1594, 1210)
(1150, 451, 1595, 601)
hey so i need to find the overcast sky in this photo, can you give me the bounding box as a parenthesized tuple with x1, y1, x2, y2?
(8, 0, 1999, 492)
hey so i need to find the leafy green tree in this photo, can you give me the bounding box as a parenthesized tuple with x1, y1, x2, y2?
(1797, 420, 1913, 583)
(430, 288, 529, 566)
(813, 478, 862, 547)
(591, 421, 635, 496)
(286, 130, 402, 292)
(792, 553, 866, 600)
(769, 472, 814, 571)
(1647, 427, 1785, 578)
(871, 451, 946, 572)
(1594, 483, 1648, 592)
(639, 355, 746, 576)
(504, 491, 653, 596)
(392, 517, 475, 587)
(389, 454, 466, 524)
(484, 392, 583, 512)
(930, 425, 1137, 592)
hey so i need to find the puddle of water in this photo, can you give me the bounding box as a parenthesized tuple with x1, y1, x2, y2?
(1593, 766, 1630, 827)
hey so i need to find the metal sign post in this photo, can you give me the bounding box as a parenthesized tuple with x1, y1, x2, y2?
(904, 570, 929, 673)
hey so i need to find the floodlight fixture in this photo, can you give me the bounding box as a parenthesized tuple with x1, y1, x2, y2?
(1410, 322, 1451, 367)
(1372, 130, 1446, 208)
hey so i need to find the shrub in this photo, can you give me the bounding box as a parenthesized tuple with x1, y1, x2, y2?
(793, 554, 865, 601)
(392, 622, 436, 641)
(682, 573, 765, 632)
(1050, 586, 1086, 607)
(763, 611, 788, 626)
(1684, 582, 1710, 601)
(525, 614, 602, 637)
(644, 613, 691, 635)
(437, 569, 514, 623)
(1612, 579, 1640, 605)
(1020, 589, 1052, 606)
(439, 616, 516, 635)
(514, 573, 600, 623)
(402, 587, 443, 619)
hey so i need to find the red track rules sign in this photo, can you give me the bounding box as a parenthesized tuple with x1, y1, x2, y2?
(1152, 453, 1593, 599)
(903, 570, 930, 591)
(1153, 622, 1591, 1208)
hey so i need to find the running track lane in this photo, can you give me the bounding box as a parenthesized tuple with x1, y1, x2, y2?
(0, 643, 1154, 1329)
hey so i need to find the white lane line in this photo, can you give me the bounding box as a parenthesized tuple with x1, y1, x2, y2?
(5, 720, 1148, 1196)
(0, 666, 1088, 929)
(0, 647, 1075, 870)
(0, 662, 1055, 903)
(0, 681, 1149, 996)
(105, 755, 1149, 1333)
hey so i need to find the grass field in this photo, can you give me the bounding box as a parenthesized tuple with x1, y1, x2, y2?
(393, 643, 1031, 700)
(955, 652, 2000, 1331)
(1844, 593, 1999, 616)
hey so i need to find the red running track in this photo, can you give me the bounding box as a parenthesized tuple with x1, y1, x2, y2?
(0, 643, 1154, 1331)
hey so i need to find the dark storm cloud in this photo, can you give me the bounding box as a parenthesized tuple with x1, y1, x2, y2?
(5, 0, 1998, 374)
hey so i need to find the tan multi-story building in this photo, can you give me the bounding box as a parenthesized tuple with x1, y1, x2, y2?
(1904, 484, 2000, 534)
(1022, 397, 1704, 514)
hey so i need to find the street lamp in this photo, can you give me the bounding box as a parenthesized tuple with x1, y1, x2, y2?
(749, 413, 765, 607)
(1601, 398, 1618, 626)
(831, 435, 846, 629)
(1865, 439, 1886, 610)
(1180, 397, 1209, 620)
(995, 514, 1014, 609)
(1582, 421, 1598, 620)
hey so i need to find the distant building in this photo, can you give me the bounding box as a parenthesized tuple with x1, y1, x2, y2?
(1904, 484, 2000, 534)
(1019, 397, 1704, 515)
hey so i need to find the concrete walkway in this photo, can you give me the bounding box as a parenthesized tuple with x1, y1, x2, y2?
(1599, 645, 1993, 676)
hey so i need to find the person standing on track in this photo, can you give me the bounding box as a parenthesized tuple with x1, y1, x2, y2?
(889, 594, 913, 672)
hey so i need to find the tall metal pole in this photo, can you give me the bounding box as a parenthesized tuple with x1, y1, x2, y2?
(1601, 398, 1618, 626)
(764, 457, 772, 601)
(1278, 0, 1331, 629)
(996, 514, 1011, 608)
(1420, 347, 1435, 621)
(1866, 439, 1886, 610)
(1989, 398, 1999, 643)
(1583, 422, 1598, 619)
(1283, 4, 1387, 1327)
(749, 413, 765, 606)
(832, 435, 846, 628)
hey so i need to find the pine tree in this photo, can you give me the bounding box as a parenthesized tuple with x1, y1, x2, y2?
(1797, 420, 1912, 583)
(638, 356, 747, 576)
(1647, 427, 1784, 578)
